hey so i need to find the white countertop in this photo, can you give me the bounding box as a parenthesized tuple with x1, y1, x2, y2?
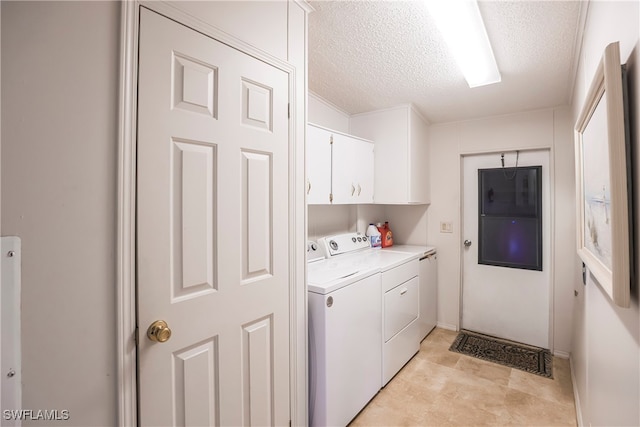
(307, 248, 420, 294)
(381, 245, 436, 257)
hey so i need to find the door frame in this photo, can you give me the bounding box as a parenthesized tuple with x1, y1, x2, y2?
(116, 2, 307, 425)
(458, 147, 556, 352)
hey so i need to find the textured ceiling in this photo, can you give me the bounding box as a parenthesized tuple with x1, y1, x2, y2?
(308, 0, 584, 123)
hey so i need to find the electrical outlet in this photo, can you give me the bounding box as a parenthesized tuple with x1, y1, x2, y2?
(440, 222, 453, 233)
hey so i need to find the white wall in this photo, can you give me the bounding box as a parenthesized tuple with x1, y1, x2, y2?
(1, 2, 119, 424)
(377, 205, 428, 245)
(570, 2, 640, 426)
(307, 204, 356, 242)
(308, 202, 428, 246)
(174, 1, 289, 62)
(428, 107, 576, 350)
(552, 106, 576, 356)
(308, 91, 350, 133)
(355, 204, 428, 245)
(1, 1, 310, 425)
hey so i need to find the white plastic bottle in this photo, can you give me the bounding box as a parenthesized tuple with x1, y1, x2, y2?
(366, 223, 382, 248)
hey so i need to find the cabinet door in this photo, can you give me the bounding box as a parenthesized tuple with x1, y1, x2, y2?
(331, 132, 356, 204)
(333, 134, 374, 204)
(353, 138, 374, 203)
(350, 106, 430, 204)
(307, 124, 332, 204)
(350, 107, 408, 204)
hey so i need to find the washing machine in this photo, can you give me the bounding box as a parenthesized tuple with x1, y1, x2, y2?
(307, 235, 381, 427)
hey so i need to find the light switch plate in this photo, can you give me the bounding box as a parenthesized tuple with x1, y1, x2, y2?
(440, 222, 453, 233)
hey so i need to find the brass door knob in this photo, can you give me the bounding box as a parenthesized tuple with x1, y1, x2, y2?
(147, 320, 172, 343)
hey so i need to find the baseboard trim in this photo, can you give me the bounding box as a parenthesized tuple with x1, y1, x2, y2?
(436, 322, 458, 332)
(554, 350, 570, 359)
(569, 354, 585, 427)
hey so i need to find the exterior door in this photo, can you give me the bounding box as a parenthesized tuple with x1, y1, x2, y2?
(461, 151, 551, 348)
(137, 8, 290, 426)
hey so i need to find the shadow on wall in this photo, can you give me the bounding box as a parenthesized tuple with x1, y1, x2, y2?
(627, 43, 639, 303)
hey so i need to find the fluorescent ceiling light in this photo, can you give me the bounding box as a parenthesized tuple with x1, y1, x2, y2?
(425, 0, 501, 88)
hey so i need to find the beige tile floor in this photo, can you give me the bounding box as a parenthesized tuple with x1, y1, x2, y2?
(349, 328, 577, 427)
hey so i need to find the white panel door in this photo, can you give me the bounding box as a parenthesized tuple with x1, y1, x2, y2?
(462, 151, 550, 348)
(137, 8, 290, 426)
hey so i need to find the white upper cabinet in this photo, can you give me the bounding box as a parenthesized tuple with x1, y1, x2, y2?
(355, 138, 375, 202)
(350, 105, 430, 204)
(307, 124, 333, 204)
(307, 123, 374, 205)
(332, 133, 374, 204)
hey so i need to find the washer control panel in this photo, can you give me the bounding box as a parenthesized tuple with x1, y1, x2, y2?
(307, 240, 324, 262)
(319, 232, 370, 257)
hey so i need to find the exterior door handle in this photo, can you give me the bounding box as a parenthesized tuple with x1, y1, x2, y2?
(464, 239, 472, 247)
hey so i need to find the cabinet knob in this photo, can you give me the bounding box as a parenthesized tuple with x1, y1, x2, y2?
(351, 184, 356, 196)
(357, 184, 362, 196)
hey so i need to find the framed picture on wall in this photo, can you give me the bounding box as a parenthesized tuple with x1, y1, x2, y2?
(574, 41, 631, 308)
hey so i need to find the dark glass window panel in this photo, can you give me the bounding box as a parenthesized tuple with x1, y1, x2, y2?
(480, 167, 541, 217)
(479, 217, 542, 270)
(478, 166, 543, 271)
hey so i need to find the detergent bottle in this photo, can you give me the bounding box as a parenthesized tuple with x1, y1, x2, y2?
(366, 223, 382, 248)
(378, 222, 394, 248)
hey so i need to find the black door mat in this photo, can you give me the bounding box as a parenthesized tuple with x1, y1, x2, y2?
(449, 329, 553, 378)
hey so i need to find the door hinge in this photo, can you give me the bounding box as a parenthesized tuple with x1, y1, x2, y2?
(288, 103, 290, 119)
(134, 326, 139, 346)
(329, 193, 333, 203)
(329, 135, 333, 145)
